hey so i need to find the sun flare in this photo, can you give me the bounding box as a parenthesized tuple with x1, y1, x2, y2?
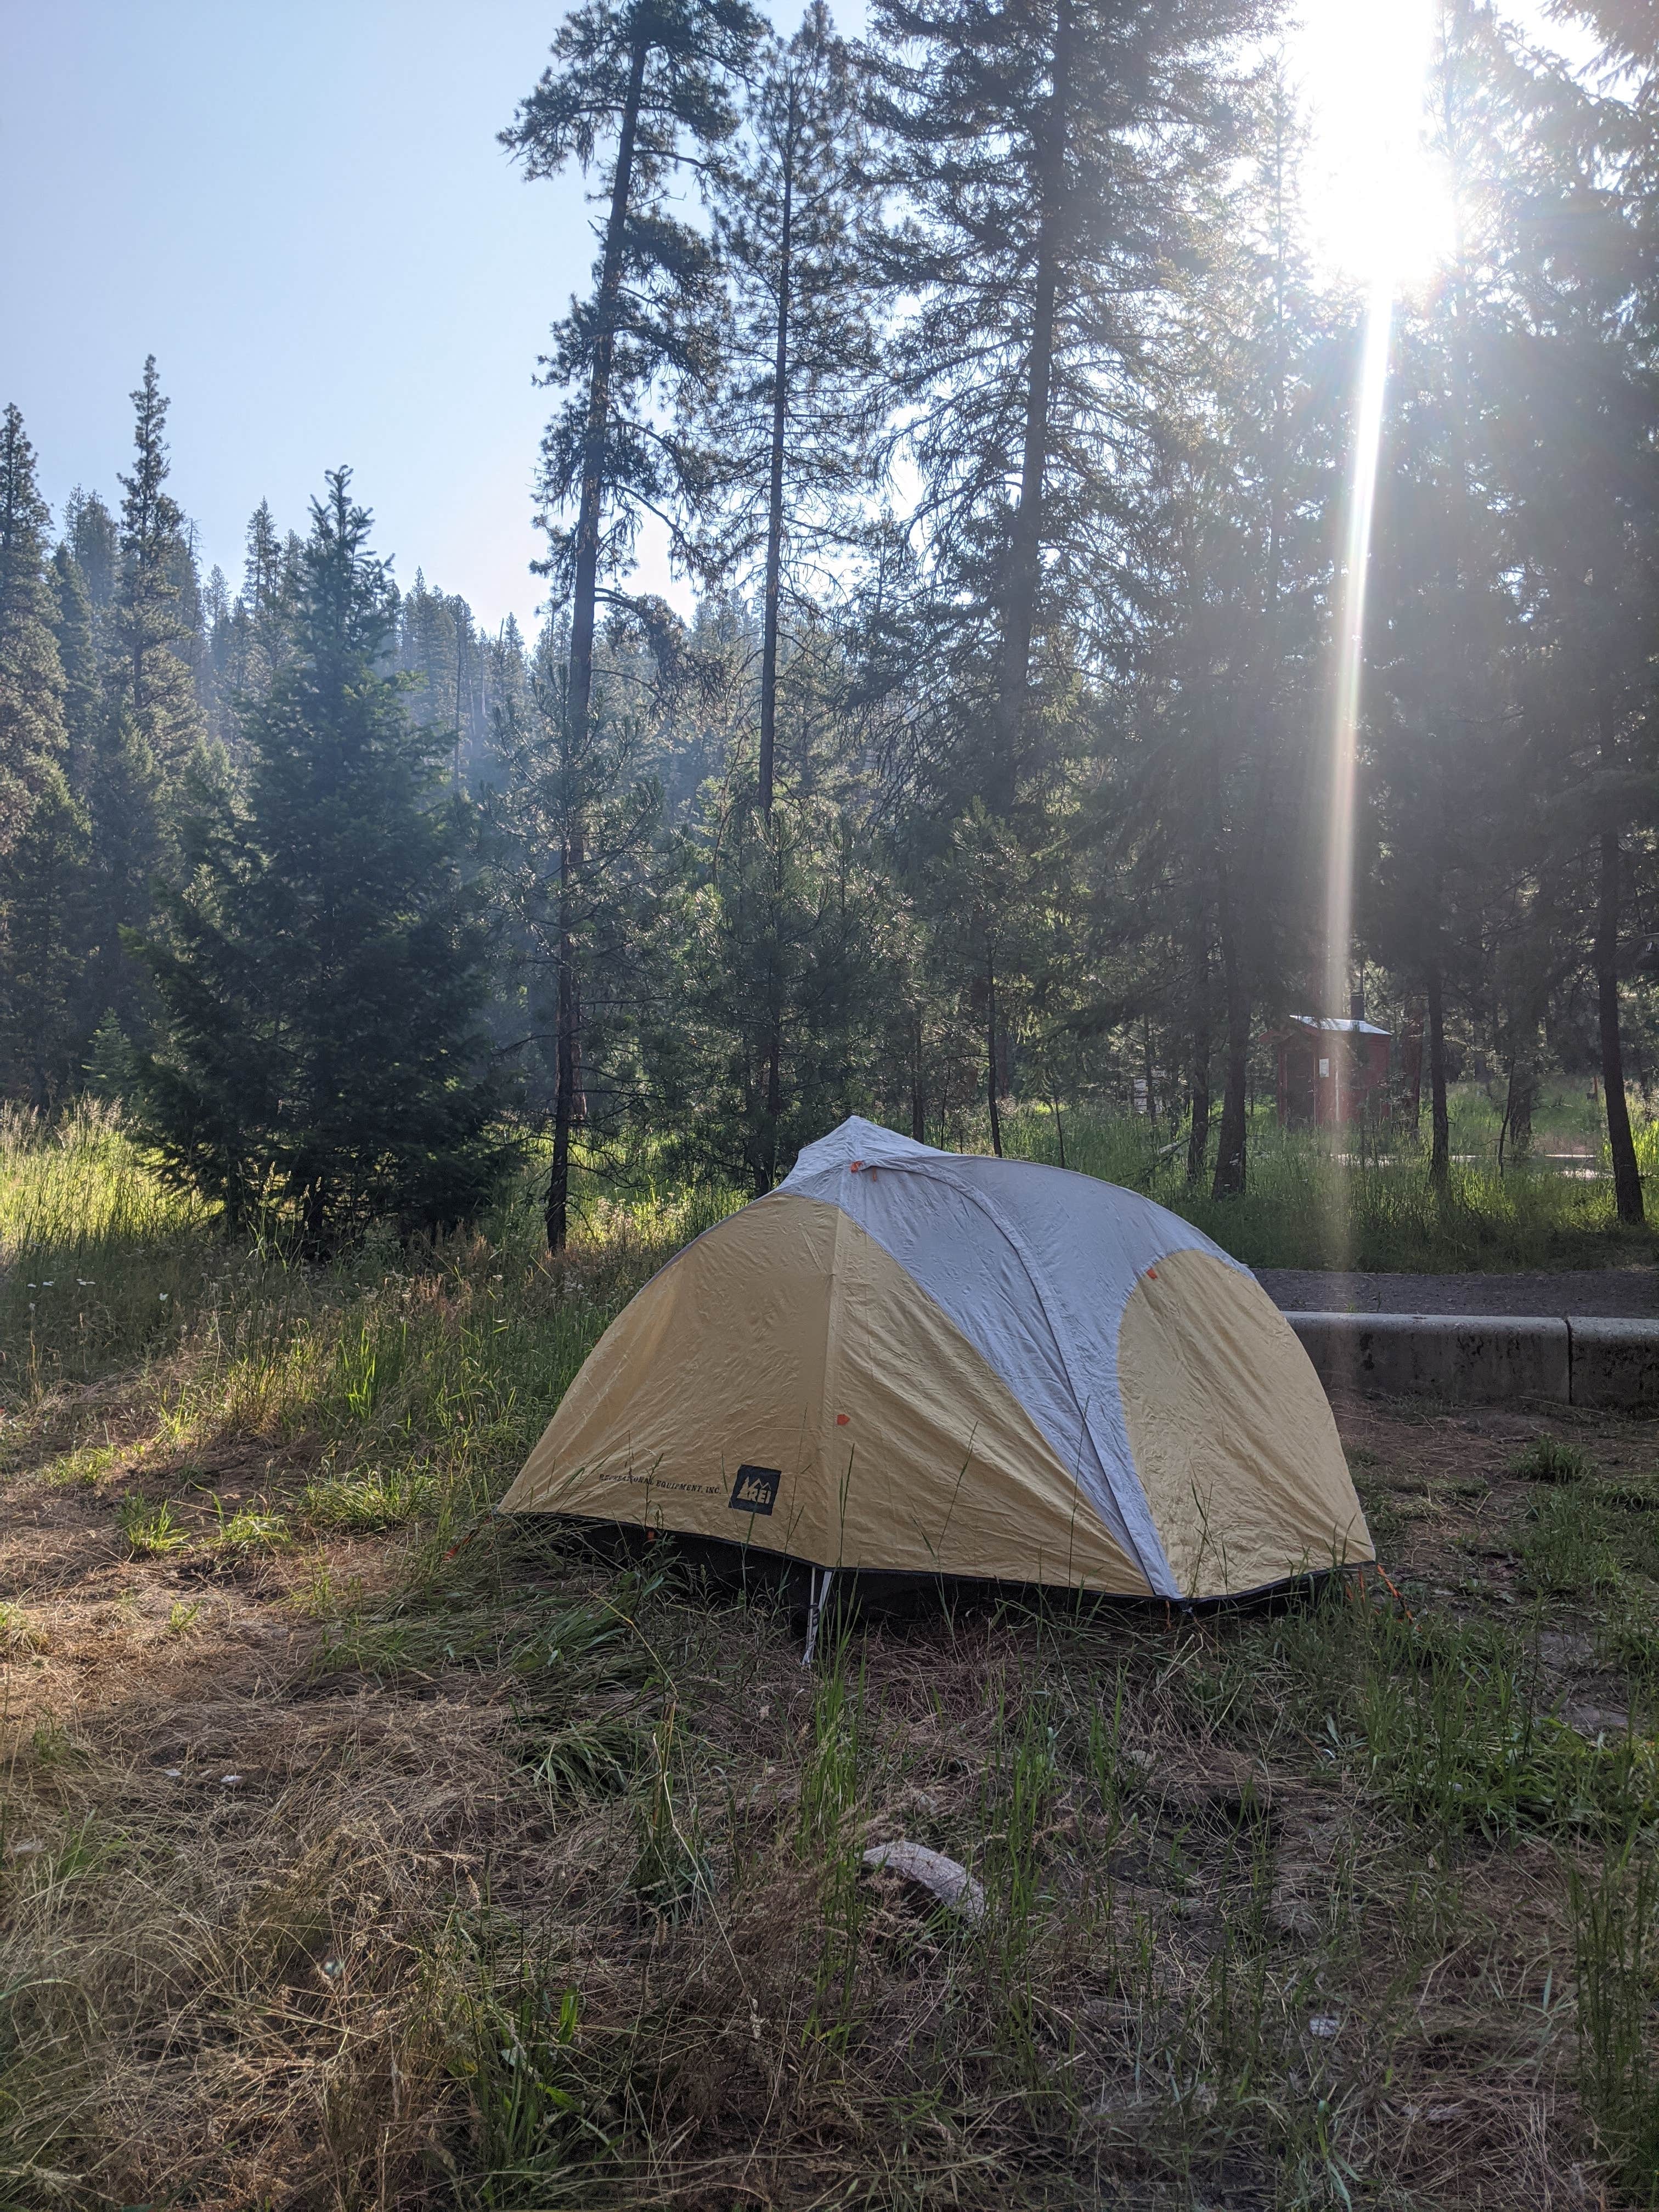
(1296, 0, 1455, 290)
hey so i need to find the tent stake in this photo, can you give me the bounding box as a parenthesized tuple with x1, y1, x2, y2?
(802, 1567, 834, 1668)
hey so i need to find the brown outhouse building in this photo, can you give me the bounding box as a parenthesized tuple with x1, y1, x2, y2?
(1275, 1009, 1392, 1128)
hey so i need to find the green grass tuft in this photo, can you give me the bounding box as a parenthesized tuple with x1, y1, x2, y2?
(115, 1495, 190, 1555)
(1511, 1436, 1597, 1485)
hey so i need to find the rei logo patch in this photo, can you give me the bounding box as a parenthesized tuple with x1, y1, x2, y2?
(729, 1464, 780, 1516)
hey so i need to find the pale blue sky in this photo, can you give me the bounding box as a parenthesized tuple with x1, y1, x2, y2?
(2, 1, 613, 638)
(1, 1, 1587, 641)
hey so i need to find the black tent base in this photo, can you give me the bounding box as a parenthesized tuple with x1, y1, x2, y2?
(502, 1511, 1370, 1633)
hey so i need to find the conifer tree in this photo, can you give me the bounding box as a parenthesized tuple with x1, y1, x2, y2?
(131, 471, 511, 1245)
(243, 498, 284, 619)
(1487, 4, 1659, 1222)
(203, 499, 294, 730)
(48, 544, 100, 789)
(681, 6, 884, 1185)
(1366, 7, 1587, 1197)
(0, 403, 68, 857)
(49, 528, 149, 1057)
(110, 357, 204, 775)
(865, 0, 1266, 1148)
(704, 1, 880, 815)
(0, 404, 87, 1101)
(63, 488, 117, 617)
(76, 703, 163, 1047)
(397, 574, 490, 786)
(657, 773, 883, 1188)
(869, 0, 1264, 811)
(490, 616, 663, 1240)
(1111, 63, 1339, 1197)
(503, 0, 759, 1245)
(0, 764, 91, 1103)
(650, 623, 885, 1188)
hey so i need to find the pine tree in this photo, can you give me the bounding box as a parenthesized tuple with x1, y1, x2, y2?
(1487, 4, 1659, 1223)
(490, 616, 664, 1240)
(63, 488, 117, 617)
(1365, 6, 1607, 1197)
(476, 615, 528, 793)
(0, 763, 91, 1103)
(651, 624, 886, 1189)
(110, 357, 204, 776)
(131, 470, 511, 1245)
(1109, 62, 1340, 1197)
(0, 404, 87, 1101)
(43, 533, 148, 1060)
(243, 498, 283, 619)
(76, 704, 166, 1051)
(0, 403, 68, 859)
(201, 499, 293, 735)
(503, 0, 760, 1245)
(48, 544, 100, 789)
(868, 0, 1265, 812)
(397, 573, 490, 787)
(675, 5, 887, 1184)
(704, 1, 881, 815)
(659, 778, 883, 1188)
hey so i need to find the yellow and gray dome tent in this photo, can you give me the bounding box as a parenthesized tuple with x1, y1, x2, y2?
(502, 1116, 1372, 1601)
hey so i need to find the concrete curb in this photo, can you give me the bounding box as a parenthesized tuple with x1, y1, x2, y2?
(1286, 1311, 1659, 1409)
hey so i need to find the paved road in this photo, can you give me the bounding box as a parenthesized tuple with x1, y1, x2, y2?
(1259, 1268, 1659, 1318)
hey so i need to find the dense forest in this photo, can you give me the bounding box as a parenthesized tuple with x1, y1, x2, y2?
(2, 0, 1657, 1248)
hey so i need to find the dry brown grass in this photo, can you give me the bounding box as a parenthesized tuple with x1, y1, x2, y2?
(6, 1207, 1659, 2207)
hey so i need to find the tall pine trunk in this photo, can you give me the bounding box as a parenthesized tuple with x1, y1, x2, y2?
(546, 814, 578, 1252)
(1403, 1000, 1424, 1136)
(1187, 919, 1211, 1186)
(1506, 1058, 1535, 1159)
(1211, 871, 1248, 1198)
(753, 87, 798, 1193)
(1049, 1087, 1066, 1170)
(757, 830, 784, 1194)
(1499, 1002, 1538, 1170)
(546, 29, 648, 1254)
(985, 941, 1003, 1158)
(1598, 825, 1645, 1224)
(992, 0, 1070, 804)
(758, 84, 797, 819)
(1426, 964, 1450, 1191)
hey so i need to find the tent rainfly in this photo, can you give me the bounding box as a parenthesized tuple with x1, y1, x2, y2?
(502, 1116, 1373, 1602)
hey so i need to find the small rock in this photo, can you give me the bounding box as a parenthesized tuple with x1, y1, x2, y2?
(862, 1839, 985, 1921)
(6, 1839, 46, 1857)
(221, 1773, 242, 1787)
(1309, 2016, 1342, 2038)
(163, 1767, 182, 1779)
